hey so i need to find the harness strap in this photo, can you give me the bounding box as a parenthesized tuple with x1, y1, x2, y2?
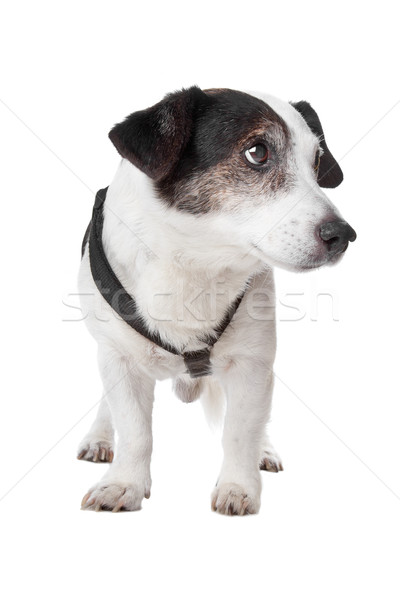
(84, 187, 246, 378)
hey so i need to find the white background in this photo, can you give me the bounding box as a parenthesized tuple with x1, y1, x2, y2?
(1, 1, 399, 598)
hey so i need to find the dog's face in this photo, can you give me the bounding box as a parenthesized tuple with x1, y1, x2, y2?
(109, 87, 356, 271)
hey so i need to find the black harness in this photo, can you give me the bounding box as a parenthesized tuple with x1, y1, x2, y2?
(82, 188, 245, 378)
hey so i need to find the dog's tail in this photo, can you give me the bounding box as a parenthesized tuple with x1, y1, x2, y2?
(200, 377, 226, 431)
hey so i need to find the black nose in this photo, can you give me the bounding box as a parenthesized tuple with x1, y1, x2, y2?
(319, 220, 357, 254)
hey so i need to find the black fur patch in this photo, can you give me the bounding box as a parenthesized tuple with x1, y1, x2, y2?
(162, 90, 287, 177)
(156, 89, 291, 213)
(290, 100, 343, 188)
(109, 88, 292, 214)
(109, 88, 289, 195)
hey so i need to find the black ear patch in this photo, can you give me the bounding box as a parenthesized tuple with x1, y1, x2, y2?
(291, 100, 343, 188)
(109, 86, 207, 181)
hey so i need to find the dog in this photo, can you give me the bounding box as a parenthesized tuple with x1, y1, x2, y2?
(77, 87, 356, 515)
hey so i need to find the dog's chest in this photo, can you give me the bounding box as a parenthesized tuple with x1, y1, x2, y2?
(133, 260, 246, 338)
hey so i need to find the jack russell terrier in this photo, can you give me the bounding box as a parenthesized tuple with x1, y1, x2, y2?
(77, 87, 356, 515)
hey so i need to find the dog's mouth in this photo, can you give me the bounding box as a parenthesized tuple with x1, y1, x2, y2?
(251, 237, 352, 272)
(298, 244, 349, 271)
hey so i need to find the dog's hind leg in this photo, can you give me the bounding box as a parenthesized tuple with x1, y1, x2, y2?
(77, 396, 115, 463)
(259, 433, 283, 472)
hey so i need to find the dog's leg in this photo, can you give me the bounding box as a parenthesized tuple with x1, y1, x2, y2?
(259, 433, 283, 472)
(258, 375, 283, 472)
(211, 364, 273, 515)
(81, 347, 155, 512)
(77, 397, 114, 463)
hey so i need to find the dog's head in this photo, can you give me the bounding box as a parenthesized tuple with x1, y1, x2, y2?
(109, 87, 356, 271)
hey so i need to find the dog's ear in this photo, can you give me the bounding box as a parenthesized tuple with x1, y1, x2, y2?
(291, 100, 343, 188)
(109, 86, 207, 181)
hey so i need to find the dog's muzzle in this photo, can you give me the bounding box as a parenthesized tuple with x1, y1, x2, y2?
(319, 220, 357, 255)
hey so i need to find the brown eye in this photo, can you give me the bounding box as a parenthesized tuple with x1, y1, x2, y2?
(245, 144, 269, 165)
(314, 151, 321, 173)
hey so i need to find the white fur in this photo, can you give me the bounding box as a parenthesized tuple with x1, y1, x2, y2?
(78, 93, 345, 515)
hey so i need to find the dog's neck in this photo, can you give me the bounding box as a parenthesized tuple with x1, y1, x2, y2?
(101, 160, 266, 348)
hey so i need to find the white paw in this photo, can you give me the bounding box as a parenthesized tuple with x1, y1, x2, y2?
(81, 481, 150, 512)
(77, 439, 114, 463)
(259, 447, 283, 473)
(211, 483, 260, 516)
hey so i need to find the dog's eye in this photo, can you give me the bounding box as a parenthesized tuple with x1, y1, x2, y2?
(314, 151, 321, 173)
(245, 144, 269, 165)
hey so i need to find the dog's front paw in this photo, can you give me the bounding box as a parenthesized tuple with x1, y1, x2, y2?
(259, 447, 283, 473)
(81, 481, 150, 512)
(77, 439, 114, 463)
(211, 483, 260, 516)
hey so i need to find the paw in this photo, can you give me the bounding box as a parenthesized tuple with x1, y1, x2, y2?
(81, 481, 150, 512)
(211, 483, 260, 516)
(77, 439, 114, 463)
(259, 447, 283, 473)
